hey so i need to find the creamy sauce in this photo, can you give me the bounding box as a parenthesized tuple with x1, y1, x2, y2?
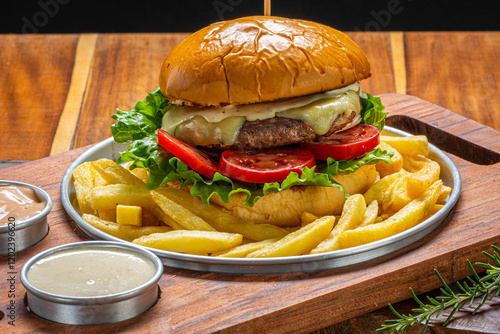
(27, 247, 157, 297)
(0, 185, 46, 224)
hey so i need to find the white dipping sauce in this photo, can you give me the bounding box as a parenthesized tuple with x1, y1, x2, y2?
(27, 247, 157, 297)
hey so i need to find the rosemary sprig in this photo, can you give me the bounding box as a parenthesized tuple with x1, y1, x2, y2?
(377, 245, 500, 333)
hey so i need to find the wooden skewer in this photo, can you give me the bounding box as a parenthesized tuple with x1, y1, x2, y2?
(264, 0, 271, 16)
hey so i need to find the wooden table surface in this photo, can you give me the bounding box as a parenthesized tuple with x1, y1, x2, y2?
(1, 32, 499, 333)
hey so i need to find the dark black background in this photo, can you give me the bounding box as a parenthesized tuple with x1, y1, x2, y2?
(2, 0, 499, 34)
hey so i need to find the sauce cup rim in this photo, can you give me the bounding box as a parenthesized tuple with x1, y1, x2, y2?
(20, 241, 164, 304)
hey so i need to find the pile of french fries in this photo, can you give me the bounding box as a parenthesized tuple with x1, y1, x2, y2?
(73, 134, 451, 258)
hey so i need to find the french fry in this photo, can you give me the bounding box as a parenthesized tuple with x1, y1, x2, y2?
(247, 216, 335, 257)
(364, 170, 407, 212)
(146, 205, 185, 230)
(310, 194, 366, 253)
(422, 204, 444, 221)
(89, 184, 183, 229)
(73, 162, 98, 214)
(98, 209, 117, 222)
(91, 164, 108, 187)
(92, 158, 144, 187)
(437, 185, 452, 204)
(152, 187, 288, 241)
(83, 214, 172, 242)
(375, 142, 403, 178)
(212, 238, 281, 257)
(371, 155, 441, 213)
(338, 180, 443, 249)
(359, 200, 379, 227)
(208, 216, 288, 242)
(132, 230, 243, 254)
(141, 209, 160, 226)
(380, 135, 429, 156)
(282, 226, 302, 233)
(150, 189, 216, 231)
(300, 212, 320, 226)
(384, 172, 411, 212)
(403, 155, 440, 198)
(127, 165, 149, 184)
(375, 213, 392, 224)
(90, 184, 155, 210)
(402, 154, 424, 172)
(116, 205, 142, 226)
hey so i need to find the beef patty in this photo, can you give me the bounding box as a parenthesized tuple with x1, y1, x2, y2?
(206, 110, 358, 151)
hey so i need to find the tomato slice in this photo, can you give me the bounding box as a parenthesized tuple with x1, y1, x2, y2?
(218, 147, 316, 183)
(157, 129, 218, 179)
(301, 124, 380, 161)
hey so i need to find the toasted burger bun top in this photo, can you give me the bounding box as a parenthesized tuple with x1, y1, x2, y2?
(159, 16, 371, 107)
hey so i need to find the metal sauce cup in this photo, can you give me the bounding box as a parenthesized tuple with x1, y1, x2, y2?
(0, 181, 52, 255)
(20, 241, 163, 325)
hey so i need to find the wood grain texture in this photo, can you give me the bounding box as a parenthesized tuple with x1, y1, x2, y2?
(0, 34, 78, 160)
(349, 32, 396, 96)
(318, 295, 500, 334)
(73, 33, 189, 149)
(405, 32, 500, 131)
(1, 95, 498, 334)
(1, 32, 499, 333)
(390, 32, 407, 95)
(49, 34, 97, 156)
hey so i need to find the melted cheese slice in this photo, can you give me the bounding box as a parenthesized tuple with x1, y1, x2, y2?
(162, 82, 362, 146)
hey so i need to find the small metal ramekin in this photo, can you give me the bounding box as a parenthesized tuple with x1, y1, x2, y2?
(20, 241, 163, 325)
(0, 180, 52, 255)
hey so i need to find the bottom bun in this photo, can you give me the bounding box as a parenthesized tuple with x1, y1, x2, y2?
(210, 165, 377, 227)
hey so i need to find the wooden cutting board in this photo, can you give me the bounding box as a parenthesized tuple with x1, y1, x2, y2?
(1, 94, 499, 334)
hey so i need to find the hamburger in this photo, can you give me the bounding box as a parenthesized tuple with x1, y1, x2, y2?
(111, 16, 392, 227)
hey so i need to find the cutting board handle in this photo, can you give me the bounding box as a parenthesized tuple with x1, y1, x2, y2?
(381, 94, 500, 165)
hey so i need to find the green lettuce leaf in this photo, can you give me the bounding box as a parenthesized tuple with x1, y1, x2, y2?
(110, 88, 392, 207)
(111, 87, 171, 142)
(159, 147, 393, 207)
(360, 93, 388, 132)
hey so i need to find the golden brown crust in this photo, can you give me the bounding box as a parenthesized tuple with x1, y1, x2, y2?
(159, 16, 371, 107)
(209, 165, 377, 227)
